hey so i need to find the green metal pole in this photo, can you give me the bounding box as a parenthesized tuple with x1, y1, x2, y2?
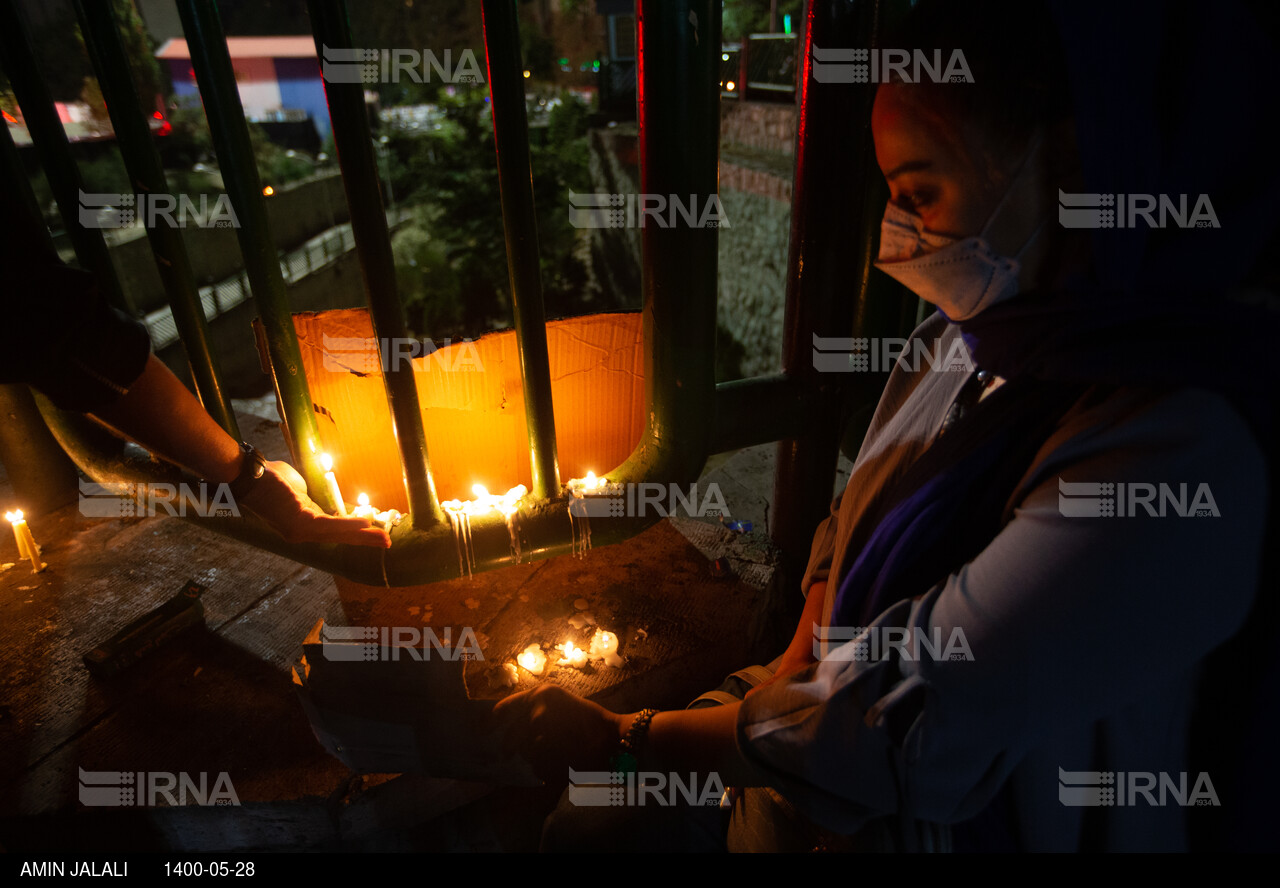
(74, 0, 240, 438)
(771, 0, 915, 564)
(173, 0, 335, 509)
(612, 0, 719, 485)
(305, 0, 444, 526)
(0, 97, 52, 252)
(480, 0, 562, 501)
(0, 0, 133, 316)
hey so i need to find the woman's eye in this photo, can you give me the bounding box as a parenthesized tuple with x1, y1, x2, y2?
(903, 190, 935, 211)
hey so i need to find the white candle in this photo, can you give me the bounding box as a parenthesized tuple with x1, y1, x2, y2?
(7, 510, 31, 560)
(516, 644, 547, 675)
(352, 492, 377, 519)
(588, 628, 623, 667)
(6, 510, 43, 573)
(319, 453, 347, 517)
(557, 639, 588, 669)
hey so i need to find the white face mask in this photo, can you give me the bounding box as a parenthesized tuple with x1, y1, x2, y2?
(873, 132, 1047, 322)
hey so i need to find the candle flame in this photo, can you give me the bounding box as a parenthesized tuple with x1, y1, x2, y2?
(584, 471, 598, 490)
(357, 492, 371, 507)
(516, 643, 546, 675)
(320, 453, 334, 472)
(444, 484, 527, 518)
(5, 510, 22, 524)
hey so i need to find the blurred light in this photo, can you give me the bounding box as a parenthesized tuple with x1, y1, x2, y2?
(783, 14, 792, 34)
(722, 53, 730, 61)
(725, 80, 736, 91)
(262, 185, 275, 196)
(522, 69, 531, 79)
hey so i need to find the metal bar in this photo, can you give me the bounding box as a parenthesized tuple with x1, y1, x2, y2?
(74, 0, 240, 438)
(612, 0, 719, 486)
(304, 0, 444, 526)
(0, 0, 133, 316)
(39, 396, 665, 586)
(172, 0, 336, 509)
(710, 374, 809, 454)
(0, 385, 78, 515)
(0, 94, 53, 253)
(771, 0, 889, 565)
(480, 0, 562, 501)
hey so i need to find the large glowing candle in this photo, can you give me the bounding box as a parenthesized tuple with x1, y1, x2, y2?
(319, 453, 347, 517)
(516, 644, 547, 675)
(6, 510, 44, 573)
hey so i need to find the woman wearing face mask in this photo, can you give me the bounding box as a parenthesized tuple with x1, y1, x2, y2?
(497, 0, 1280, 852)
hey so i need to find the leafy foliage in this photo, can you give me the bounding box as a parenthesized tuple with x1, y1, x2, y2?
(385, 88, 593, 340)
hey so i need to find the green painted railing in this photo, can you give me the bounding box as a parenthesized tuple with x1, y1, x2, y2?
(3, 0, 908, 584)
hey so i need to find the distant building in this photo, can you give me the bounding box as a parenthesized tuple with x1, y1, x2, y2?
(156, 36, 330, 145)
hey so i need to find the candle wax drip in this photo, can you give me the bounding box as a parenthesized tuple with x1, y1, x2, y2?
(447, 510, 475, 579)
(505, 512, 522, 564)
(567, 499, 593, 559)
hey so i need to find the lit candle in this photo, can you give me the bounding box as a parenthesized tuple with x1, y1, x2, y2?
(516, 643, 547, 675)
(557, 639, 588, 669)
(6, 510, 44, 574)
(352, 492, 377, 519)
(319, 453, 347, 517)
(588, 628, 623, 668)
(374, 509, 402, 528)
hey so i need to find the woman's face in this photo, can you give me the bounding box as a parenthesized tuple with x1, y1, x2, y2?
(870, 82, 1046, 261)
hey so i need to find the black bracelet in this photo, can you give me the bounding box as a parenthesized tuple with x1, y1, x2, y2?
(223, 441, 267, 504)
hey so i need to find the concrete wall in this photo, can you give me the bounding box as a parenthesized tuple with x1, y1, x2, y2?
(155, 247, 368, 398)
(720, 100, 796, 157)
(108, 172, 350, 315)
(586, 101, 797, 380)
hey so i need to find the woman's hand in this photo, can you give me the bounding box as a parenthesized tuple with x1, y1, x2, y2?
(238, 459, 391, 548)
(491, 684, 625, 782)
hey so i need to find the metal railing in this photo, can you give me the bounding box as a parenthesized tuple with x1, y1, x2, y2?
(0, 0, 908, 585)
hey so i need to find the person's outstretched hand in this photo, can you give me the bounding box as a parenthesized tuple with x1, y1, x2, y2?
(239, 459, 391, 548)
(492, 684, 623, 781)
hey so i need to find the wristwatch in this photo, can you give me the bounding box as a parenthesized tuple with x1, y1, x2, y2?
(225, 441, 268, 502)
